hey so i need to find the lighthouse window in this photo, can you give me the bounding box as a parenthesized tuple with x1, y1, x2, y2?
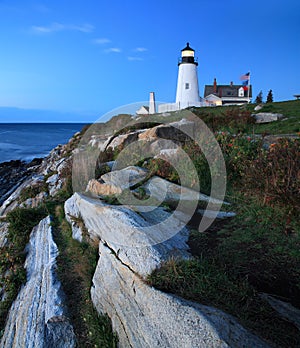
(185, 83, 190, 90)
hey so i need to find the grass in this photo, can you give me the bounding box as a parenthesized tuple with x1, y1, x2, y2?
(1, 99, 299, 344)
(250, 100, 300, 134)
(188, 100, 300, 134)
(148, 188, 300, 346)
(0, 198, 117, 346)
(18, 182, 48, 202)
(145, 101, 300, 347)
(46, 202, 118, 348)
(147, 256, 300, 347)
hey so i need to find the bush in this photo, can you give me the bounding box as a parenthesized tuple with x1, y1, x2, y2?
(19, 182, 48, 202)
(216, 132, 262, 182)
(193, 107, 255, 133)
(6, 207, 47, 247)
(242, 138, 300, 210)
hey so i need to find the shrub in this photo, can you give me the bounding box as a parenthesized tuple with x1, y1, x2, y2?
(6, 207, 47, 247)
(19, 182, 48, 202)
(216, 132, 262, 182)
(193, 107, 254, 133)
(242, 138, 300, 210)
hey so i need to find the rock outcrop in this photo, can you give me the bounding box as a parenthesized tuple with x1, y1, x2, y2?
(65, 193, 190, 276)
(0, 216, 76, 348)
(87, 166, 149, 196)
(65, 192, 269, 348)
(92, 242, 269, 348)
(0, 222, 8, 248)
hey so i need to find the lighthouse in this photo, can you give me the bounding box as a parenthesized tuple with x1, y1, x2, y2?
(175, 42, 201, 109)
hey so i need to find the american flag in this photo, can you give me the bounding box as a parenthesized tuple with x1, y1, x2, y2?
(240, 72, 250, 81)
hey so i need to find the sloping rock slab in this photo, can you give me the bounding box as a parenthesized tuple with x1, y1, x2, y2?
(0, 217, 76, 348)
(0, 222, 8, 248)
(91, 242, 270, 348)
(260, 293, 300, 331)
(65, 193, 190, 277)
(138, 119, 195, 142)
(86, 166, 149, 196)
(144, 176, 225, 205)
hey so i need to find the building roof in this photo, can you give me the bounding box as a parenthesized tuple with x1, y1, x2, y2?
(136, 105, 149, 115)
(204, 84, 252, 98)
(181, 42, 194, 52)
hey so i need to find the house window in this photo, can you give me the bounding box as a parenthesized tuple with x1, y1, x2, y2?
(185, 83, 190, 90)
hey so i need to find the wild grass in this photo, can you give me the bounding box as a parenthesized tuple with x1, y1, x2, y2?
(190, 100, 300, 134)
(146, 102, 300, 347)
(147, 255, 300, 347)
(48, 203, 118, 347)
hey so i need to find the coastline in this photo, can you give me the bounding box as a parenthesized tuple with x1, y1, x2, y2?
(0, 158, 43, 206)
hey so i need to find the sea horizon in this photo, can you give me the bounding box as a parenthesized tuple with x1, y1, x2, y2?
(0, 123, 86, 164)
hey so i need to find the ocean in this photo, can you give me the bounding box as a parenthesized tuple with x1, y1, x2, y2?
(0, 123, 86, 164)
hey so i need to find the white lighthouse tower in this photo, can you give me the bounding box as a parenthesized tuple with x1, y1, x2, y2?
(175, 42, 201, 109)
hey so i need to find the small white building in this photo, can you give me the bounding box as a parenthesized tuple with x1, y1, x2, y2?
(136, 105, 150, 115)
(136, 92, 156, 116)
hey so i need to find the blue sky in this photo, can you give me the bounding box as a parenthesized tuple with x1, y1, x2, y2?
(0, 0, 299, 122)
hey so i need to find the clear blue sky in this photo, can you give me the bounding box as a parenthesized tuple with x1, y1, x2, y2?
(0, 0, 299, 122)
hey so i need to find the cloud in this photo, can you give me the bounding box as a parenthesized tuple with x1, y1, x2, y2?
(128, 56, 144, 61)
(31, 22, 64, 33)
(105, 48, 122, 53)
(31, 22, 94, 34)
(134, 47, 147, 52)
(92, 38, 111, 45)
(70, 24, 94, 33)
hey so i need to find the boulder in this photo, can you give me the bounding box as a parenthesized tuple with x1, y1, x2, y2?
(20, 191, 48, 209)
(0, 177, 34, 217)
(254, 104, 263, 111)
(86, 178, 121, 196)
(197, 209, 236, 219)
(253, 112, 284, 123)
(143, 176, 225, 205)
(64, 193, 190, 277)
(138, 118, 194, 143)
(86, 166, 149, 196)
(0, 222, 9, 248)
(46, 173, 63, 197)
(107, 130, 143, 150)
(88, 134, 111, 151)
(260, 293, 300, 331)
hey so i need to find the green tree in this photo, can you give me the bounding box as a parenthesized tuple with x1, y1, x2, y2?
(255, 91, 263, 104)
(266, 89, 273, 103)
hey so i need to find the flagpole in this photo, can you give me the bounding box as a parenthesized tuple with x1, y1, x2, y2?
(248, 71, 251, 103)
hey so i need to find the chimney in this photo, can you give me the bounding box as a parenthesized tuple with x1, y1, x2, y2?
(149, 92, 156, 114)
(213, 78, 217, 93)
